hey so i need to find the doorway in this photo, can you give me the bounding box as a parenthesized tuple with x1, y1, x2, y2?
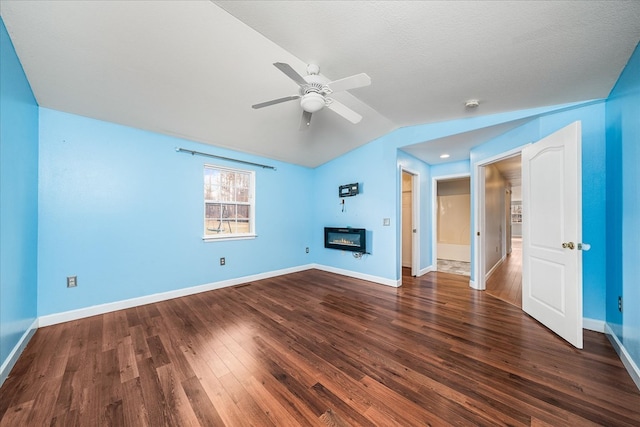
(474, 151, 523, 297)
(473, 122, 583, 348)
(432, 176, 471, 276)
(400, 168, 420, 277)
(484, 155, 523, 307)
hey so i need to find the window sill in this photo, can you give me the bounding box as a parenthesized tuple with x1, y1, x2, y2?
(202, 234, 257, 242)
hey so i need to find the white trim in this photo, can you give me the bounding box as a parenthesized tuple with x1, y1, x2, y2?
(474, 164, 486, 290)
(202, 234, 257, 242)
(411, 171, 420, 277)
(485, 256, 505, 280)
(0, 318, 38, 387)
(204, 164, 256, 238)
(417, 265, 434, 277)
(431, 173, 471, 275)
(605, 323, 640, 391)
(314, 263, 401, 288)
(39, 264, 314, 327)
(37, 264, 398, 328)
(469, 279, 480, 290)
(473, 146, 527, 291)
(400, 167, 421, 278)
(583, 318, 605, 333)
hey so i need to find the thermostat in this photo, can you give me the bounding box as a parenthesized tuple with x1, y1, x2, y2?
(339, 183, 359, 197)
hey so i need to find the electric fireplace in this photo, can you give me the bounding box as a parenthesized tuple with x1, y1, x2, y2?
(324, 227, 366, 253)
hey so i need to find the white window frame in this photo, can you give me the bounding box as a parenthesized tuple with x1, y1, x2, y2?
(203, 164, 256, 241)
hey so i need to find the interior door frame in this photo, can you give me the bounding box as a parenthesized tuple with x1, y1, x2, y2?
(473, 146, 526, 290)
(431, 173, 470, 273)
(400, 167, 420, 277)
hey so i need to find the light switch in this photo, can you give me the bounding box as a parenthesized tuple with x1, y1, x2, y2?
(67, 276, 77, 288)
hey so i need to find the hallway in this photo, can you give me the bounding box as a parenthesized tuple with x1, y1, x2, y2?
(486, 237, 522, 308)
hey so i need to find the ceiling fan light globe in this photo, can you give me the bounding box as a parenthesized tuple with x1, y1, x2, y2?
(300, 92, 325, 113)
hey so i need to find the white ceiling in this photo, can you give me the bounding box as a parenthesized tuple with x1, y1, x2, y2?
(2, 1, 639, 168)
(494, 154, 523, 188)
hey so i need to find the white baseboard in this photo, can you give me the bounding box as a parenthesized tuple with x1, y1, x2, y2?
(38, 263, 398, 328)
(605, 323, 640, 391)
(417, 265, 434, 277)
(485, 256, 505, 280)
(400, 266, 433, 277)
(469, 279, 480, 290)
(583, 318, 605, 333)
(313, 264, 401, 288)
(0, 318, 38, 387)
(39, 264, 315, 327)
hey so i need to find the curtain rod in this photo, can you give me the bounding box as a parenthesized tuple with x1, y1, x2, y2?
(175, 148, 277, 171)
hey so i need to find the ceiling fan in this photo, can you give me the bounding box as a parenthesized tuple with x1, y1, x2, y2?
(252, 62, 371, 129)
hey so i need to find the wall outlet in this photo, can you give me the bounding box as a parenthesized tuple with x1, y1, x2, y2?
(618, 296, 623, 312)
(220, 257, 226, 266)
(67, 276, 77, 288)
(305, 247, 309, 253)
(383, 218, 390, 226)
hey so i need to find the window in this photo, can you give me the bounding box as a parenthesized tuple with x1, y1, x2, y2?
(203, 164, 255, 240)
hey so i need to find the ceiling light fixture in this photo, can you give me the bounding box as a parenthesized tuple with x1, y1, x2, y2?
(440, 154, 450, 159)
(465, 99, 480, 108)
(300, 92, 325, 113)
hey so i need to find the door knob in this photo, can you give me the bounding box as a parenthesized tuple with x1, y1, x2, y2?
(562, 242, 575, 250)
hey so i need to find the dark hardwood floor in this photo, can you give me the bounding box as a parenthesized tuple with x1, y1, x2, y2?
(1, 269, 639, 426)
(487, 237, 523, 308)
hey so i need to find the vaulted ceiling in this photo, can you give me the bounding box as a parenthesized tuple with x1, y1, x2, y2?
(2, 1, 639, 167)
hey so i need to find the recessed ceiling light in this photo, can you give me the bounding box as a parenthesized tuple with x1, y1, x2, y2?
(465, 99, 480, 108)
(440, 154, 450, 159)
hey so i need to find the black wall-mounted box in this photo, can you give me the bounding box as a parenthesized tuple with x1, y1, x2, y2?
(339, 183, 359, 197)
(324, 227, 366, 253)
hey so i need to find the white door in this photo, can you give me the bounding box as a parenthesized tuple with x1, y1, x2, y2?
(522, 121, 583, 348)
(401, 170, 420, 276)
(402, 176, 413, 267)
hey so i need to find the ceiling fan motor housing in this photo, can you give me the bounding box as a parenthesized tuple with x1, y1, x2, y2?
(300, 75, 328, 112)
(300, 92, 325, 113)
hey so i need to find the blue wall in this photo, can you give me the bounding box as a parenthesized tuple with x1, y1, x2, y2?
(37, 109, 314, 316)
(312, 104, 586, 285)
(0, 20, 39, 373)
(2, 15, 638, 385)
(606, 42, 640, 367)
(312, 134, 398, 281)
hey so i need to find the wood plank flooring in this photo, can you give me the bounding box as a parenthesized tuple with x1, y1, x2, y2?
(1, 269, 639, 426)
(487, 237, 523, 308)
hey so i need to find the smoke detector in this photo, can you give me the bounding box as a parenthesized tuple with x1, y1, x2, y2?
(465, 99, 480, 108)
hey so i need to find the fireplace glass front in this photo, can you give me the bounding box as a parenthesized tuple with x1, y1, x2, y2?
(324, 227, 366, 252)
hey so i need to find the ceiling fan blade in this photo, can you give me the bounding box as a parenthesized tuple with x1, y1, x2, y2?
(273, 62, 308, 87)
(252, 95, 300, 109)
(326, 99, 363, 124)
(326, 73, 371, 93)
(300, 111, 312, 130)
